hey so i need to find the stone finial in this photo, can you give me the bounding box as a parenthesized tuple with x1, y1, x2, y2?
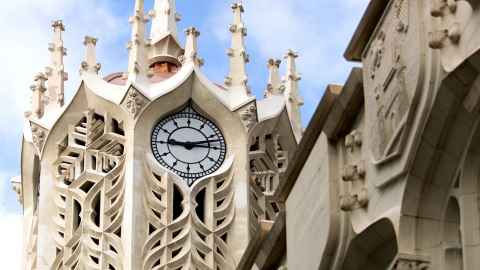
(225, 2, 251, 97)
(127, 0, 149, 82)
(264, 58, 284, 97)
(183, 27, 203, 66)
(10, 176, 22, 205)
(31, 73, 47, 118)
(80, 36, 101, 75)
(149, 0, 179, 41)
(46, 20, 68, 107)
(283, 49, 303, 142)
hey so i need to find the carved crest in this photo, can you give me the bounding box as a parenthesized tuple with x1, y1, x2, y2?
(121, 87, 149, 118)
(238, 102, 258, 131)
(30, 122, 48, 154)
(363, 0, 416, 165)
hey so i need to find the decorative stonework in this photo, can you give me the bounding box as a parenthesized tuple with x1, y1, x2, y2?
(30, 122, 48, 155)
(51, 111, 126, 270)
(10, 176, 22, 205)
(340, 130, 368, 212)
(121, 88, 149, 118)
(238, 103, 258, 131)
(363, 0, 413, 165)
(142, 158, 236, 270)
(428, 0, 476, 72)
(389, 254, 430, 270)
(249, 133, 287, 235)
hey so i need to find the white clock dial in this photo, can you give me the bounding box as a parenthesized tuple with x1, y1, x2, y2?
(151, 103, 227, 186)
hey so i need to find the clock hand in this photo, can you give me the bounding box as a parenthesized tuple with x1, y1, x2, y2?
(188, 139, 222, 145)
(167, 139, 220, 150)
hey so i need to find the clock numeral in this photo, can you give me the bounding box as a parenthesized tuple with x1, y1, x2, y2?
(161, 128, 169, 133)
(173, 161, 178, 167)
(208, 157, 215, 162)
(186, 165, 190, 172)
(199, 164, 205, 171)
(161, 152, 169, 157)
(187, 119, 191, 127)
(173, 120, 179, 127)
(200, 124, 205, 129)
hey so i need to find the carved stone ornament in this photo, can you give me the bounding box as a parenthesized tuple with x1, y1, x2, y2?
(428, 0, 476, 72)
(363, 0, 418, 166)
(30, 122, 48, 154)
(389, 254, 430, 270)
(238, 103, 258, 131)
(121, 87, 149, 118)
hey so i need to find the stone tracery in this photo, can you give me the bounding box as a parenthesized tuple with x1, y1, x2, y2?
(142, 157, 236, 270)
(248, 133, 287, 235)
(51, 111, 126, 270)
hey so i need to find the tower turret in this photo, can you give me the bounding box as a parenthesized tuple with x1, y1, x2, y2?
(283, 50, 304, 142)
(45, 20, 68, 107)
(127, 0, 149, 82)
(183, 27, 203, 66)
(147, 0, 183, 68)
(264, 58, 284, 98)
(150, 0, 180, 41)
(225, 2, 251, 99)
(30, 73, 47, 118)
(80, 36, 101, 75)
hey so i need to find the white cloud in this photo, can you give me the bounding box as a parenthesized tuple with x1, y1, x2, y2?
(0, 0, 125, 134)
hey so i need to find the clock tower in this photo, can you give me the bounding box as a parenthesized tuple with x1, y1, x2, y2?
(17, 0, 302, 269)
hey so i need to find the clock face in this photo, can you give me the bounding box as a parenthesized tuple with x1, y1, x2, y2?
(151, 104, 227, 186)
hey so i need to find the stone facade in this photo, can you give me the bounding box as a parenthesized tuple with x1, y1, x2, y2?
(237, 0, 480, 269)
(14, 1, 301, 269)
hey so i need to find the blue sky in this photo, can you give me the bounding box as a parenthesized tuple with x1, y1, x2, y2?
(0, 0, 368, 267)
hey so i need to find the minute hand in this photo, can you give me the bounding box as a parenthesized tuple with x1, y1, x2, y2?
(188, 139, 222, 145)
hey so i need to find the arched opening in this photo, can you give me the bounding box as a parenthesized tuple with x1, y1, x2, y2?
(342, 218, 398, 270)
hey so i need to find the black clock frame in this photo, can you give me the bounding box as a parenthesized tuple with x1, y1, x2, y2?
(151, 102, 227, 186)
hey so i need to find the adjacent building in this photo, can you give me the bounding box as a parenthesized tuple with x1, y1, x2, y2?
(14, 0, 480, 269)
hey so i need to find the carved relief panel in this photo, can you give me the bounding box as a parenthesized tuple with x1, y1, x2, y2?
(363, 0, 418, 165)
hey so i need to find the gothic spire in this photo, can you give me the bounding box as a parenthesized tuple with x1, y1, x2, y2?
(127, 0, 149, 82)
(149, 0, 180, 41)
(264, 58, 284, 98)
(80, 36, 101, 75)
(284, 50, 304, 142)
(147, 0, 183, 66)
(225, 2, 250, 98)
(45, 20, 68, 107)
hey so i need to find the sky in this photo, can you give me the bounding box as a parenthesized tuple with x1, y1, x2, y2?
(0, 0, 368, 268)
